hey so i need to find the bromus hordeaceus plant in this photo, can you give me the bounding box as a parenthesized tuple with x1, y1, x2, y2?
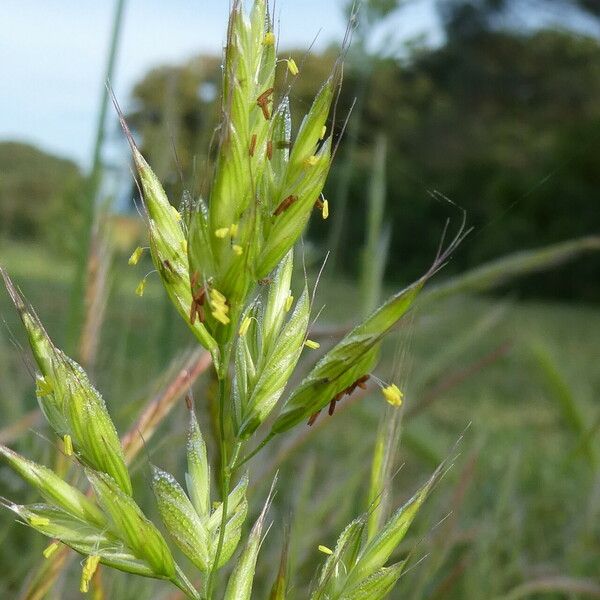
(0, 2, 469, 598)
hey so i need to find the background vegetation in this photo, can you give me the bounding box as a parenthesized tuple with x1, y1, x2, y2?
(0, 0, 599, 598)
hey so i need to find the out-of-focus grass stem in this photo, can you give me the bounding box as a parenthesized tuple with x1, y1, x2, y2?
(66, 0, 126, 355)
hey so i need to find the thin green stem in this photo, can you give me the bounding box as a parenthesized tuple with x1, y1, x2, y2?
(205, 375, 227, 599)
(205, 345, 241, 600)
(234, 432, 275, 470)
(172, 565, 202, 600)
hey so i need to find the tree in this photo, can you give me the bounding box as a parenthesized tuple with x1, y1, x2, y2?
(438, 0, 600, 40)
(0, 142, 84, 248)
(125, 14, 600, 299)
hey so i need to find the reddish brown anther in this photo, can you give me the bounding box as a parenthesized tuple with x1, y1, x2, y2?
(189, 271, 207, 325)
(256, 87, 274, 120)
(266, 140, 273, 160)
(307, 375, 370, 426)
(249, 133, 257, 157)
(328, 398, 337, 416)
(258, 277, 274, 285)
(308, 410, 321, 426)
(273, 194, 298, 216)
(356, 374, 370, 389)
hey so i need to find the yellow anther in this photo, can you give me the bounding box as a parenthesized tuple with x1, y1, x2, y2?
(211, 299, 230, 324)
(30, 515, 50, 527)
(128, 246, 145, 266)
(232, 244, 243, 256)
(285, 294, 294, 312)
(304, 339, 320, 350)
(322, 199, 329, 220)
(239, 316, 252, 337)
(215, 227, 230, 239)
(318, 545, 333, 555)
(264, 31, 276, 45)
(230, 223, 239, 237)
(382, 384, 403, 407)
(135, 279, 146, 297)
(304, 155, 319, 167)
(85, 555, 100, 576)
(320, 125, 327, 140)
(287, 58, 299, 76)
(212, 310, 231, 325)
(171, 206, 182, 221)
(209, 288, 230, 324)
(36, 376, 53, 397)
(43, 542, 59, 559)
(181, 239, 188, 254)
(210, 288, 226, 304)
(63, 434, 73, 456)
(80, 555, 100, 594)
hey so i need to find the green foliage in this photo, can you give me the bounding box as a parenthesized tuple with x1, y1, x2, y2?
(2, 1, 600, 599)
(0, 142, 84, 248)
(125, 139, 220, 364)
(310, 464, 441, 599)
(0, 2, 439, 595)
(1, 269, 132, 495)
(335, 28, 600, 298)
(224, 486, 273, 600)
(87, 469, 177, 579)
(272, 262, 440, 433)
(0, 445, 104, 526)
(360, 134, 390, 317)
(151, 404, 249, 573)
(233, 252, 311, 438)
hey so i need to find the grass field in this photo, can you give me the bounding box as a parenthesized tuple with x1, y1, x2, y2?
(0, 242, 599, 598)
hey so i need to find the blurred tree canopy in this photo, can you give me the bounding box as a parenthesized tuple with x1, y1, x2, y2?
(126, 55, 222, 201)
(0, 142, 84, 248)
(439, 0, 600, 39)
(126, 2, 600, 299)
(337, 28, 600, 298)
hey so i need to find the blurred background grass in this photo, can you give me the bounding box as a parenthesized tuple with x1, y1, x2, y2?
(1, 0, 599, 598)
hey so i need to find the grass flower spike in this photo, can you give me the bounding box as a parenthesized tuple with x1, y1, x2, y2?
(1, 270, 132, 495)
(0, 3, 470, 599)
